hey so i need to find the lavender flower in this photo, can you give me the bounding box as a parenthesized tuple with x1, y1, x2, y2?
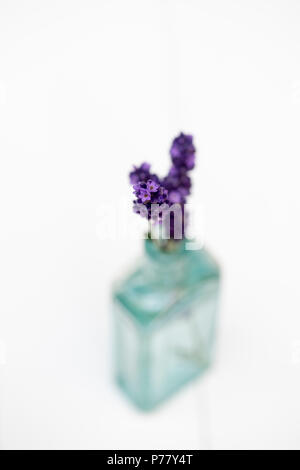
(129, 132, 196, 237)
(170, 133, 195, 170)
(161, 133, 196, 205)
(147, 179, 160, 192)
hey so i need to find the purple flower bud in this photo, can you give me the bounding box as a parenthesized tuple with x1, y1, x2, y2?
(168, 190, 182, 203)
(129, 162, 160, 185)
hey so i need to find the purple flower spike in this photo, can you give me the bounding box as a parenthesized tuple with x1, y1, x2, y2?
(170, 133, 196, 171)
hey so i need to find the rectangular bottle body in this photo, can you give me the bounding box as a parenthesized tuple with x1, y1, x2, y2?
(113, 247, 220, 410)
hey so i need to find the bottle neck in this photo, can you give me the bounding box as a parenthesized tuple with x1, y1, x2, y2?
(144, 238, 188, 286)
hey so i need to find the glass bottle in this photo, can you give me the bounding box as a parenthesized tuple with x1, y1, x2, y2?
(112, 238, 221, 410)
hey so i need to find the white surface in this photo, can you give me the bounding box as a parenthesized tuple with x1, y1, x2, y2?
(1, 0, 300, 450)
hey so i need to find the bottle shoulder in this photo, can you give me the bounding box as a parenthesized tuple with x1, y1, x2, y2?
(113, 247, 221, 326)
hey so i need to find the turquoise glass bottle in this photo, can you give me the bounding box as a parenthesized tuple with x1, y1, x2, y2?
(112, 239, 221, 410)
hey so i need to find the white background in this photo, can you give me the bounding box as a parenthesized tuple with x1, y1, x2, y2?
(1, 0, 300, 450)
